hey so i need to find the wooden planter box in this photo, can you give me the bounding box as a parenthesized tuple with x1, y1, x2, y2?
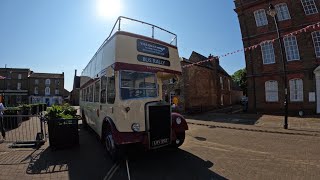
(48, 118, 79, 149)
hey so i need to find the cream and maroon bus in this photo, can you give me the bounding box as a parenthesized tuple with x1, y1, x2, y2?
(80, 16, 188, 159)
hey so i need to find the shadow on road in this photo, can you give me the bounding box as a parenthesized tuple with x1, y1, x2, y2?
(122, 147, 227, 180)
(185, 112, 262, 125)
(25, 126, 227, 180)
(26, 127, 113, 180)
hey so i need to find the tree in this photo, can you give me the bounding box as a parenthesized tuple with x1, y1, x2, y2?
(231, 68, 247, 95)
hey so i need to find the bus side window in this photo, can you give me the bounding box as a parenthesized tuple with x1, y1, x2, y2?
(107, 76, 115, 104)
(100, 76, 107, 103)
(94, 80, 100, 102)
(85, 87, 89, 102)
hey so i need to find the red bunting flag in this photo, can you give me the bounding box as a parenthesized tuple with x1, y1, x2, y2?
(182, 21, 320, 69)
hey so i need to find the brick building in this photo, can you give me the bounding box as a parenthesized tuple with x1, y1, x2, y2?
(163, 51, 240, 113)
(234, 0, 320, 114)
(0, 68, 30, 105)
(28, 72, 64, 106)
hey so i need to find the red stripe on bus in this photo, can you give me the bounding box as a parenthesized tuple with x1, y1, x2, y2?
(114, 62, 182, 75)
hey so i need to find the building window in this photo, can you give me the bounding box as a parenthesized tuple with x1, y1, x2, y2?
(228, 79, 231, 91)
(265, 81, 279, 102)
(275, 3, 291, 21)
(45, 79, 51, 86)
(55, 89, 59, 95)
(55, 79, 60, 86)
(18, 74, 22, 79)
(220, 77, 224, 89)
(169, 78, 175, 84)
(45, 87, 50, 96)
(254, 9, 268, 27)
(284, 36, 300, 61)
(16, 95, 22, 104)
(312, 31, 320, 57)
(35, 79, 39, 85)
(261, 41, 275, 64)
(17, 83, 21, 90)
(34, 87, 38, 95)
(301, 0, 318, 15)
(289, 79, 303, 102)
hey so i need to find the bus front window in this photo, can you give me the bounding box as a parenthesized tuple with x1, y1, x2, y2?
(120, 71, 157, 100)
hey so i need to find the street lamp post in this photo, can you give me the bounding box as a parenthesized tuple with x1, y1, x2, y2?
(268, 4, 289, 129)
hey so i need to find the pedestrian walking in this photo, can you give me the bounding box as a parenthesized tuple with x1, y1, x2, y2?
(0, 100, 6, 139)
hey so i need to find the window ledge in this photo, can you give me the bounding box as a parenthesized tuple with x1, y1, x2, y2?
(263, 62, 276, 65)
(287, 59, 301, 62)
(290, 101, 304, 103)
(265, 101, 279, 103)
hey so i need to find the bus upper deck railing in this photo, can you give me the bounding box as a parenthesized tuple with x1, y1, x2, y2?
(94, 16, 178, 60)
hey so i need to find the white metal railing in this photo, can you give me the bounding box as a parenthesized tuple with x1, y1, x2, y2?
(94, 16, 177, 59)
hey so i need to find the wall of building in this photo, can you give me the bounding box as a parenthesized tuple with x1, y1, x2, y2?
(235, 0, 320, 114)
(232, 90, 243, 104)
(28, 76, 64, 106)
(0, 68, 30, 106)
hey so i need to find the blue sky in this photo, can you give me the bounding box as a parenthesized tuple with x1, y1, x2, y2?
(0, 0, 245, 91)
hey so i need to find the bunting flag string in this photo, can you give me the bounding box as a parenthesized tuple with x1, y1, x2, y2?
(182, 21, 320, 68)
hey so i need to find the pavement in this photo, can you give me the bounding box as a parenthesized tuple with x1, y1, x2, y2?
(185, 112, 320, 136)
(0, 111, 319, 180)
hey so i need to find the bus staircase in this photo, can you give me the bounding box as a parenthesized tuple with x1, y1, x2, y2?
(1, 114, 47, 149)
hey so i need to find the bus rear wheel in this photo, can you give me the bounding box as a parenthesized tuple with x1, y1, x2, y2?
(172, 132, 185, 148)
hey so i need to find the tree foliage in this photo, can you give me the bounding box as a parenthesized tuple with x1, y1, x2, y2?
(232, 68, 247, 95)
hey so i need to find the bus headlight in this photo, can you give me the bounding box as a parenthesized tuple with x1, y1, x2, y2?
(131, 123, 140, 132)
(176, 117, 182, 125)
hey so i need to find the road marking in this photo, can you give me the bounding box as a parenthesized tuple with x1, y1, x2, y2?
(104, 161, 120, 180)
(126, 159, 131, 180)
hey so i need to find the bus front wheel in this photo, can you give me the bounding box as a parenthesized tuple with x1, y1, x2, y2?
(104, 128, 120, 161)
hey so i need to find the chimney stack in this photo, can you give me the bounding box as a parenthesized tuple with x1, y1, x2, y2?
(209, 54, 220, 70)
(75, 69, 77, 76)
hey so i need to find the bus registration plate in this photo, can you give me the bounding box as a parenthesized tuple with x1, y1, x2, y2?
(152, 138, 169, 147)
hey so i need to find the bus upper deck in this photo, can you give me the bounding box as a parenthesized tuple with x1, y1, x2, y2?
(80, 16, 182, 87)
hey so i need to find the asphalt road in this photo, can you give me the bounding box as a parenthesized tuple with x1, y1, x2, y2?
(1, 123, 320, 180)
(109, 124, 320, 180)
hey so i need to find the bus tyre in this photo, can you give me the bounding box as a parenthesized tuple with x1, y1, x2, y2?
(172, 132, 185, 148)
(104, 129, 120, 161)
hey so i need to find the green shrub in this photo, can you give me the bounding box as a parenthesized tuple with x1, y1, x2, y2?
(4, 107, 21, 115)
(45, 104, 77, 120)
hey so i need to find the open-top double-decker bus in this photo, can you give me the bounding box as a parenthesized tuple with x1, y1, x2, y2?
(80, 16, 188, 159)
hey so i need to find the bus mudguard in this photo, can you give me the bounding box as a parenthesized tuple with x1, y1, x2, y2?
(171, 112, 188, 132)
(103, 116, 147, 145)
